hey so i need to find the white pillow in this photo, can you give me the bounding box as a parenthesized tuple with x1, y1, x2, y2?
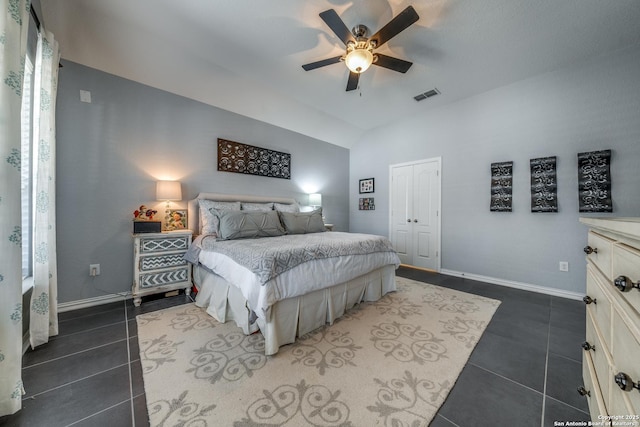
(198, 199, 240, 235)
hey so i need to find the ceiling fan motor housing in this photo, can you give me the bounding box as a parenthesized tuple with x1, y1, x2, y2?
(302, 6, 419, 90)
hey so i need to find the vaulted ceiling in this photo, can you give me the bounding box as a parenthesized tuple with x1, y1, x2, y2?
(41, 0, 640, 148)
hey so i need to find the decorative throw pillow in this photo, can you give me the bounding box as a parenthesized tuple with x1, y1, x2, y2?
(214, 209, 285, 240)
(241, 202, 274, 211)
(278, 208, 325, 234)
(198, 200, 241, 235)
(274, 202, 300, 213)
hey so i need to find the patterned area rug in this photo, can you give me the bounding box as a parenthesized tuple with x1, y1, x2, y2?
(137, 277, 500, 426)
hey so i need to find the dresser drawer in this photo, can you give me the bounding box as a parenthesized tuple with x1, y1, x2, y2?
(612, 243, 640, 317)
(587, 264, 613, 349)
(610, 310, 640, 417)
(587, 231, 614, 280)
(586, 310, 612, 410)
(140, 235, 190, 253)
(139, 252, 187, 271)
(140, 266, 190, 289)
(583, 350, 609, 421)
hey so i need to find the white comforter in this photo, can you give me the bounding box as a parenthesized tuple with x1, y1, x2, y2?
(194, 232, 400, 320)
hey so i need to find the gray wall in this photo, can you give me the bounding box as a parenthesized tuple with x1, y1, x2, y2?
(349, 45, 640, 295)
(56, 61, 349, 304)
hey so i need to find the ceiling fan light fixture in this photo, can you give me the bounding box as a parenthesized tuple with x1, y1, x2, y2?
(345, 48, 373, 73)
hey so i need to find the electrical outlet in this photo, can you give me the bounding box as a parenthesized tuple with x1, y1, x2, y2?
(559, 261, 569, 272)
(89, 264, 100, 276)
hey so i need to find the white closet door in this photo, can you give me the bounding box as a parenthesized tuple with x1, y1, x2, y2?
(412, 160, 440, 270)
(391, 164, 413, 264)
(389, 158, 441, 271)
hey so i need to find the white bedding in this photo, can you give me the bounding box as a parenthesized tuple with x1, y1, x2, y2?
(198, 246, 399, 320)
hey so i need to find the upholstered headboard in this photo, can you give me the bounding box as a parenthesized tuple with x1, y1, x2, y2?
(187, 192, 298, 234)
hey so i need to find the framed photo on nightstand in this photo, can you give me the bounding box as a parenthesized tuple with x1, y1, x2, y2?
(166, 209, 187, 231)
(359, 178, 374, 194)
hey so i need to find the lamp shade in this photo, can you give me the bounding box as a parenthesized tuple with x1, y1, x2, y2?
(156, 181, 182, 201)
(309, 193, 322, 206)
(345, 48, 373, 73)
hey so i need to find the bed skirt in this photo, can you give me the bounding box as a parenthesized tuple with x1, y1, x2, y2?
(193, 264, 397, 355)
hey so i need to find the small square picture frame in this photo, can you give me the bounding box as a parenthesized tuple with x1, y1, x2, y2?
(359, 178, 375, 194)
(359, 198, 375, 210)
(165, 209, 188, 231)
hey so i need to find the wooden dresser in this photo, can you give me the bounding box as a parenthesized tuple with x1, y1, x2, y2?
(580, 217, 640, 423)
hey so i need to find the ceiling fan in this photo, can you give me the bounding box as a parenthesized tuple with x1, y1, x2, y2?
(302, 6, 419, 91)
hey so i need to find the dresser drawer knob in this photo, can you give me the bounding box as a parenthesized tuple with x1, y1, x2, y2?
(583, 246, 598, 255)
(581, 341, 595, 352)
(614, 372, 640, 393)
(614, 275, 640, 293)
(577, 386, 591, 397)
(583, 296, 597, 305)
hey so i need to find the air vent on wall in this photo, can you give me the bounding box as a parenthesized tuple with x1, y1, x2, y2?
(413, 88, 440, 101)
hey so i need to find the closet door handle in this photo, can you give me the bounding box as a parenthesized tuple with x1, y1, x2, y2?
(413, 219, 418, 223)
(614, 275, 640, 293)
(583, 246, 598, 255)
(583, 296, 597, 305)
(407, 219, 412, 223)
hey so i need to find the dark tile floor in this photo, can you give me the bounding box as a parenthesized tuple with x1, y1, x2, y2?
(0, 267, 589, 426)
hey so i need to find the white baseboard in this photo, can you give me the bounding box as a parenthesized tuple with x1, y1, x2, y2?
(440, 269, 584, 301)
(57, 292, 131, 313)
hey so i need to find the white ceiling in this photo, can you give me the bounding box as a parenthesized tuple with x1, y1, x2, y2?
(41, 0, 640, 149)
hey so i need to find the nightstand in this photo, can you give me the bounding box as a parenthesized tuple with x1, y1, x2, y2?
(132, 230, 193, 306)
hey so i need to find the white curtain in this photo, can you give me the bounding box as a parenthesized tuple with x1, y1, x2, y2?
(30, 28, 59, 348)
(0, 0, 30, 416)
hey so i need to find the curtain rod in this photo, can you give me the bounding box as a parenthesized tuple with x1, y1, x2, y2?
(29, 4, 41, 30)
(29, 4, 63, 68)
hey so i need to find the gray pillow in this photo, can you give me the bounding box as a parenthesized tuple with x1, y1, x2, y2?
(199, 200, 241, 235)
(214, 209, 285, 240)
(278, 209, 325, 234)
(241, 202, 274, 211)
(274, 202, 300, 213)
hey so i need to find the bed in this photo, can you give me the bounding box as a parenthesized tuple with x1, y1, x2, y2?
(186, 192, 400, 355)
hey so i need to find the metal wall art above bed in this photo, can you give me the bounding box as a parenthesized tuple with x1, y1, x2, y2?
(530, 156, 558, 213)
(578, 149, 612, 213)
(217, 138, 291, 179)
(490, 161, 513, 212)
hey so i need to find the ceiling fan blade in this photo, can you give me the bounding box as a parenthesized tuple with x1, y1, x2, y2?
(319, 9, 356, 46)
(373, 54, 413, 73)
(302, 56, 343, 71)
(346, 72, 359, 91)
(369, 6, 419, 48)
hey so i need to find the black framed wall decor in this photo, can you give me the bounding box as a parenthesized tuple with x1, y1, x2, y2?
(578, 149, 612, 213)
(530, 156, 558, 213)
(217, 138, 291, 179)
(490, 161, 513, 212)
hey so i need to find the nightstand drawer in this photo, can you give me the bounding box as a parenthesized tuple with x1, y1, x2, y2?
(140, 266, 190, 289)
(140, 235, 189, 253)
(139, 253, 187, 271)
